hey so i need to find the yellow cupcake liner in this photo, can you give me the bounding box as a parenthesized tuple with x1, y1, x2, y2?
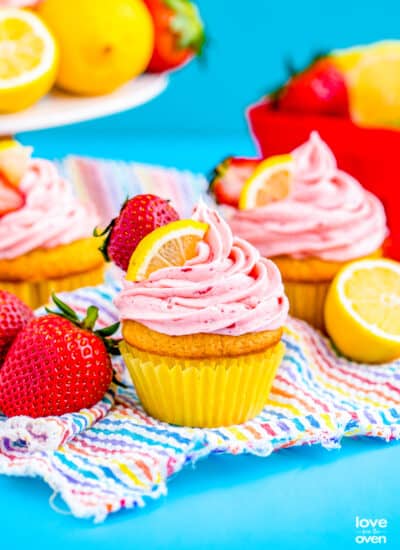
(283, 279, 331, 331)
(121, 340, 285, 428)
(0, 266, 105, 309)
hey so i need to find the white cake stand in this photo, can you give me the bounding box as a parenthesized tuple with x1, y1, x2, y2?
(0, 74, 168, 135)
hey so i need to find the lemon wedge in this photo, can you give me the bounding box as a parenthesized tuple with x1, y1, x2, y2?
(0, 8, 58, 113)
(238, 154, 293, 210)
(126, 220, 208, 282)
(324, 259, 400, 363)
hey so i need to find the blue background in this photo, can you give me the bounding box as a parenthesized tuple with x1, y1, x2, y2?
(22, 0, 400, 172)
(3, 0, 400, 548)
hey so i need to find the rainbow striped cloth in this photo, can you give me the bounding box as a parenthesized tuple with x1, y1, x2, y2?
(0, 158, 399, 522)
(59, 156, 209, 225)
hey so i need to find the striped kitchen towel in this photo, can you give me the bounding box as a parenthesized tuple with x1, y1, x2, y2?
(0, 275, 399, 522)
(58, 156, 209, 227)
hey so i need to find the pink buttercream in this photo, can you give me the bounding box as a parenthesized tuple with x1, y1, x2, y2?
(0, 1, 39, 6)
(0, 159, 99, 259)
(226, 132, 387, 261)
(115, 202, 288, 336)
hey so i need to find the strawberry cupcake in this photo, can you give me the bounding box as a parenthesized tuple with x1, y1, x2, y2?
(115, 199, 288, 428)
(0, 141, 104, 308)
(221, 132, 387, 329)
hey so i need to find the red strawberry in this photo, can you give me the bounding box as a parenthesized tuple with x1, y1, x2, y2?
(0, 295, 120, 418)
(209, 157, 260, 207)
(97, 194, 179, 271)
(0, 291, 33, 365)
(144, 0, 206, 73)
(0, 176, 24, 217)
(276, 57, 349, 116)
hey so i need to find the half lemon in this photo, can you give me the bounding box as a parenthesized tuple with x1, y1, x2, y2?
(0, 8, 58, 113)
(346, 42, 400, 127)
(325, 258, 400, 364)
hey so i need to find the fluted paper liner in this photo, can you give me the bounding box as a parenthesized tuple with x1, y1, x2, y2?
(121, 340, 285, 428)
(283, 279, 330, 331)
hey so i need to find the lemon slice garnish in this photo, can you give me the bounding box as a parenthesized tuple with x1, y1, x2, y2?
(126, 220, 208, 282)
(0, 139, 32, 185)
(238, 154, 294, 210)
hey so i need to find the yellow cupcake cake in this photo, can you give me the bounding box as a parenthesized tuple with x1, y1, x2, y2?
(226, 132, 387, 330)
(0, 141, 104, 308)
(115, 199, 288, 428)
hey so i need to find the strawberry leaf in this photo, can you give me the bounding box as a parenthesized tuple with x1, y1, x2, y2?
(95, 322, 120, 337)
(47, 294, 122, 357)
(49, 294, 79, 320)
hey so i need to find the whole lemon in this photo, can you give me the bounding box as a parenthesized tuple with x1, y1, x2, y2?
(37, 0, 154, 95)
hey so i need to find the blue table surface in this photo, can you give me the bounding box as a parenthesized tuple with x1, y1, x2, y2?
(2, 129, 400, 549)
(2, 440, 400, 550)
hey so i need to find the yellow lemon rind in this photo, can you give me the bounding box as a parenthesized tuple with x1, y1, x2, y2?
(126, 219, 208, 282)
(0, 8, 58, 113)
(324, 258, 400, 364)
(238, 154, 294, 210)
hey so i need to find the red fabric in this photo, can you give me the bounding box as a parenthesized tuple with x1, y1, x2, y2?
(247, 100, 400, 260)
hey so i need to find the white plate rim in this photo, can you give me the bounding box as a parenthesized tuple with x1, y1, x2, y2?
(0, 74, 168, 135)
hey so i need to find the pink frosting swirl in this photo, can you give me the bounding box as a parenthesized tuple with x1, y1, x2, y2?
(0, 159, 99, 260)
(0, 0, 39, 6)
(115, 202, 288, 336)
(226, 132, 387, 261)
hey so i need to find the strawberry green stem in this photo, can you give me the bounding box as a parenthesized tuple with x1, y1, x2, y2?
(82, 306, 99, 331)
(268, 49, 330, 103)
(46, 294, 121, 356)
(93, 197, 129, 263)
(93, 222, 113, 262)
(95, 323, 121, 337)
(207, 156, 233, 191)
(165, 0, 206, 55)
(50, 293, 78, 321)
